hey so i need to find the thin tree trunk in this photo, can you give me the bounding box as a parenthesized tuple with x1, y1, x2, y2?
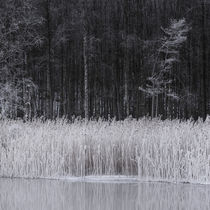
(83, 33, 89, 120)
(124, 61, 129, 117)
(156, 95, 159, 118)
(46, 0, 52, 119)
(201, 0, 207, 121)
(151, 95, 155, 118)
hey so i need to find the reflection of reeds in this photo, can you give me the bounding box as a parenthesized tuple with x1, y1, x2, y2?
(1, 179, 210, 210)
(0, 118, 210, 183)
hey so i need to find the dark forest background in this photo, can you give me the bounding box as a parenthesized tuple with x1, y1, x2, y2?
(0, 0, 209, 121)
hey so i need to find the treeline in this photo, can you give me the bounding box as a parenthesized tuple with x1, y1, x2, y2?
(0, 0, 209, 120)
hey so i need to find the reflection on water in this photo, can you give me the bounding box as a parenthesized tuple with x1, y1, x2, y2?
(0, 178, 210, 210)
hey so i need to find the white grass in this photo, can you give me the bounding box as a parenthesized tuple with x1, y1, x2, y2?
(0, 117, 210, 184)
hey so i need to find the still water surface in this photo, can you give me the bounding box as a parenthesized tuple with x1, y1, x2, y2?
(0, 178, 210, 210)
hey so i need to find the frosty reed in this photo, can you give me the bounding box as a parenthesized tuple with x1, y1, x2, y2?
(0, 118, 210, 184)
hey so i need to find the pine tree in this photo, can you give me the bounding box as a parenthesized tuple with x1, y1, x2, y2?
(140, 19, 190, 118)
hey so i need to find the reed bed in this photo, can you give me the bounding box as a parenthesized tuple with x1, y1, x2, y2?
(0, 118, 210, 183)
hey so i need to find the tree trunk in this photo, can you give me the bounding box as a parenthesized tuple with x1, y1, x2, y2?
(46, 0, 52, 119)
(124, 59, 129, 117)
(83, 33, 89, 120)
(201, 0, 207, 121)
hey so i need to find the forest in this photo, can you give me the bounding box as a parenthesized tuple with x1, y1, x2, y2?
(0, 0, 209, 121)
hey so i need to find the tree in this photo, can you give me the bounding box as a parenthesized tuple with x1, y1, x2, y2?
(0, 0, 42, 118)
(0, 0, 209, 120)
(140, 19, 190, 118)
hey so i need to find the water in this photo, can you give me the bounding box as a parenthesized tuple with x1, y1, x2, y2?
(0, 178, 210, 210)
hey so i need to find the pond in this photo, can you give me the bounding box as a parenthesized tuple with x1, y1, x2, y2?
(0, 178, 210, 210)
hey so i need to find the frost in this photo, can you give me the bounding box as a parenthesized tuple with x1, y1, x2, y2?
(0, 118, 210, 184)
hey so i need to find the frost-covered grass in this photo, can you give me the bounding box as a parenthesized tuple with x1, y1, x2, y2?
(0, 118, 210, 183)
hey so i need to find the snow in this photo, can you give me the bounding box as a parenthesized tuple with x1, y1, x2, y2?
(0, 118, 210, 184)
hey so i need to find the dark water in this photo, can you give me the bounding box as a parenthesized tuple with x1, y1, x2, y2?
(0, 178, 210, 210)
